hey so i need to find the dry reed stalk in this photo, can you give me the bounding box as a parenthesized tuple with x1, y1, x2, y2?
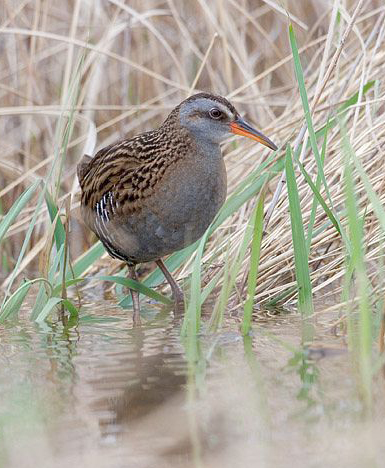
(0, 1, 384, 314)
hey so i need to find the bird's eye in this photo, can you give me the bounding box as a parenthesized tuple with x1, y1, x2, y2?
(209, 108, 223, 119)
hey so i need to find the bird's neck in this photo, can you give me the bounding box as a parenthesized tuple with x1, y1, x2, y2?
(193, 136, 221, 161)
(159, 120, 222, 163)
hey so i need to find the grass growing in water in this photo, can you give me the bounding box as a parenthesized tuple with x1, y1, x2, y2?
(342, 123, 373, 414)
(285, 144, 314, 340)
(0, 4, 384, 417)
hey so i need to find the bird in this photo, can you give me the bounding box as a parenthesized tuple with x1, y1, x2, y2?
(77, 92, 277, 325)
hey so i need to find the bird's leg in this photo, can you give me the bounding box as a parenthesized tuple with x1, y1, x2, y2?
(128, 264, 141, 326)
(156, 259, 184, 310)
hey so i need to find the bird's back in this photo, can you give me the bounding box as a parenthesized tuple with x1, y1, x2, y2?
(77, 125, 226, 264)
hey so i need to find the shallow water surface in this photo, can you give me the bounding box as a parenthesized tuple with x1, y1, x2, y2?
(1, 300, 385, 468)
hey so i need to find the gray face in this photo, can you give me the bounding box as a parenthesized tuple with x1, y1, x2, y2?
(178, 97, 237, 145)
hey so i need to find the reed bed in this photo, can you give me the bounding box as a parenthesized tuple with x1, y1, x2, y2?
(1, 0, 385, 340)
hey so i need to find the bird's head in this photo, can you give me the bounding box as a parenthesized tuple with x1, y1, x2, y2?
(175, 93, 277, 150)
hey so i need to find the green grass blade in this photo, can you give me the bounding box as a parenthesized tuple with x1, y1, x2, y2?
(306, 121, 329, 251)
(1, 189, 46, 310)
(289, 23, 346, 248)
(52, 278, 84, 295)
(69, 241, 106, 279)
(30, 283, 50, 321)
(289, 25, 330, 197)
(209, 187, 268, 332)
(211, 158, 283, 232)
(294, 152, 341, 236)
(53, 52, 85, 201)
(49, 244, 65, 284)
(265, 286, 297, 307)
(208, 241, 232, 332)
(242, 191, 265, 336)
(285, 145, 314, 340)
(201, 269, 222, 305)
(44, 190, 66, 250)
(0, 281, 32, 322)
(118, 244, 195, 308)
(34, 297, 78, 323)
(350, 149, 385, 235)
(35, 297, 63, 323)
(0, 278, 53, 322)
(96, 275, 172, 305)
(61, 299, 79, 319)
(341, 124, 372, 413)
(126, 241, 198, 290)
(181, 231, 210, 336)
(0, 180, 41, 244)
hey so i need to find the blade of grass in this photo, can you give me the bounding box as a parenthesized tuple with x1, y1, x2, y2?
(0, 278, 53, 322)
(52, 278, 84, 295)
(30, 283, 49, 321)
(211, 158, 283, 232)
(200, 268, 223, 305)
(305, 120, 329, 252)
(53, 52, 84, 201)
(289, 24, 344, 241)
(208, 241, 232, 332)
(342, 123, 372, 414)
(350, 147, 385, 234)
(0, 281, 32, 322)
(61, 299, 79, 319)
(181, 230, 210, 335)
(34, 297, 63, 323)
(285, 145, 314, 342)
(1, 50, 85, 317)
(68, 241, 106, 279)
(1, 188, 46, 310)
(96, 275, 172, 306)
(265, 286, 298, 307)
(0, 180, 41, 245)
(242, 191, 265, 335)
(293, 150, 341, 237)
(209, 185, 268, 332)
(44, 190, 66, 250)
(49, 244, 65, 284)
(34, 297, 79, 323)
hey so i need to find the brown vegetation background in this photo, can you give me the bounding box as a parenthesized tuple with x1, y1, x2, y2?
(1, 0, 384, 308)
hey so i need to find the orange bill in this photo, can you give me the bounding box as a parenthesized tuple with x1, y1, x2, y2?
(230, 117, 278, 151)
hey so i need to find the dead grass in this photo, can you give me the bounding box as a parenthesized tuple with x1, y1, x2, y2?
(1, 0, 385, 311)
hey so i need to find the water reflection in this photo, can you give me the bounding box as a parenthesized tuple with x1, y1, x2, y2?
(90, 319, 187, 441)
(1, 302, 385, 468)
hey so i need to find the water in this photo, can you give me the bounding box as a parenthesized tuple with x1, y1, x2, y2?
(1, 299, 385, 468)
